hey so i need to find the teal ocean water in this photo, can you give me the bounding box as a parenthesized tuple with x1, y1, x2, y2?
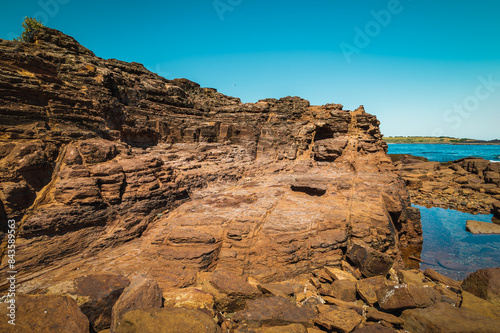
(415, 205, 500, 280)
(387, 143, 500, 163)
(388, 144, 500, 279)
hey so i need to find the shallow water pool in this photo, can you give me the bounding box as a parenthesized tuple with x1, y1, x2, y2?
(415, 204, 500, 280)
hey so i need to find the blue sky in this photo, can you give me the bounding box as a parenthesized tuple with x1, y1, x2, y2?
(1, 0, 499, 139)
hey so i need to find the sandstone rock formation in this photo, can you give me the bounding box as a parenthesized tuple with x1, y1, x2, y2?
(0, 27, 430, 331)
(391, 155, 500, 216)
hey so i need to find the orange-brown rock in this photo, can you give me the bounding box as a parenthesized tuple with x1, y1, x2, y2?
(0, 28, 422, 325)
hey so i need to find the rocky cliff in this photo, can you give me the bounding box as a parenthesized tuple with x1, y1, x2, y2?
(0, 28, 422, 298)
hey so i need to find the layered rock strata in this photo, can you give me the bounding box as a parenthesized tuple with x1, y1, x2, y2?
(0, 27, 423, 331)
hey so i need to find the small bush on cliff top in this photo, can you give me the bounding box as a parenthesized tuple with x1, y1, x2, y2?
(14, 17, 44, 42)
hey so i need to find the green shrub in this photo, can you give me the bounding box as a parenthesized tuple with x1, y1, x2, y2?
(14, 17, 44, 43)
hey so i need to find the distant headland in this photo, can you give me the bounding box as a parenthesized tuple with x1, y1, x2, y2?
(384, 136, 500, 145)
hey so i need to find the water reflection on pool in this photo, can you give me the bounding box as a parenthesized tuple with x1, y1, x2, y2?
(415, 204, 500, 280)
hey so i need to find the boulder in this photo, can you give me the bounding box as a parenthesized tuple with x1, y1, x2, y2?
(347, 243, 394, 278)
(461, 267, 500, 305)
(466, 220, 500, 234)
(423, 269, 461, 290)
(365, 307, 404, 325)
(232, 296, 316, 328)
(376, 284, 438, 311)
(111, 277, 163, 332)
(356, 276, 387, 305)
(319, 280, 357, 302)
(313, 305, 362, 333)
(45, 274, 130, 332)
(401, 302, 500, 333)
(0, 294, 89, 333)
(115, 308, 221, 333)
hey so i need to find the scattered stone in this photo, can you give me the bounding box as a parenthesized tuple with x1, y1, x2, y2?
(320, 280, 357, 302)
(356, 276, 387, 305)
(324, 267, 358, 282)
(314, 305, 362, 333)
(115, 308, 221, 333)
(321, 296, 363, 315)
(461, 267, 500, 305)
(45, 274, 130, 332)
(397, 269, 425, 285)
(347, 243, 394, 278)
(111, 277, 163, 332)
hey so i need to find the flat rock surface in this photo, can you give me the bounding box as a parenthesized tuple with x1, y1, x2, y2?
(466, 220, 500, 234)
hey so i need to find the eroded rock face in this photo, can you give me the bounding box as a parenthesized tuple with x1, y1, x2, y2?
(1, 28, 420, 301)
(392, 155, 500, 215)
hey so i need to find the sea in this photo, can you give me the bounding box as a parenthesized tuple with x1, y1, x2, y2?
(387, 143, 500, 280)
(387, 143, 500, 163)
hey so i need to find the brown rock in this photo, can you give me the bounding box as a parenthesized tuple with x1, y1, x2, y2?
(232, 296, 316, 328)
(0, 294, 89, 333)
(162, 287, 215, 316)
(461, 267, 500, 305)
(45, 274, 130, 332)
(320, 280, 357, 302)
(423, 269, 461, 290)
(401, 302, 500, 333)
(356, 276, 387, 305)
(397, 269, 425, 285)
(324, 267, 358, 282)
(347, 243, 394, 278)
(111, 277, 162, 332)
(314, 305, 363, 333)
(376, 284, 438, 311)
(115, 308, 221, 333)
(365, 307, 404, 325)
(466, 220, 500, 234)
(252, 324, 307, 333)
(461, 291, 500, 319)
(352, 323, 398, 333)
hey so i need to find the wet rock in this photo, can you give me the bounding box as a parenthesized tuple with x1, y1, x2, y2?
(314, 305, 362, 333)
(466, 220, 500, 234)
(461, 268, 500, 305)
(401, 302, 500, 333)
(111, 277, 162, 332)
(115, 308, 221, 333)
(0, 294, 89, 333)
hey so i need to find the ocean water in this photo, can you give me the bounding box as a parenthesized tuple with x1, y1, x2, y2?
(416, 205, 500, 280)
(388, 143, 500, 163)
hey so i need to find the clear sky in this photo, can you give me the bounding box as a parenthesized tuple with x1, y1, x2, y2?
(1, 0, 499, 139)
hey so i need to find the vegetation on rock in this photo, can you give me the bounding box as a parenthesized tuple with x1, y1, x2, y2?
(14, 16, 44, 42)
